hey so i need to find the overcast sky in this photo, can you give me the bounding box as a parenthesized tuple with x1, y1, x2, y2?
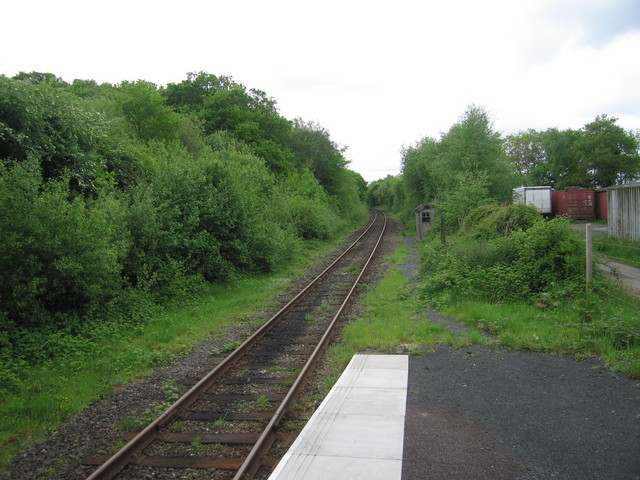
(2, 0, 639, 181)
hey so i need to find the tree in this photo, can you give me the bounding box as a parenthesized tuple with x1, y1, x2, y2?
(346, 169, 367, 201)
(574, 114, 640, 188)
(116, 80, 182, 142)
(438, 105, 513, 202)
(1, 76, 143, 191)
(540, 127, 582, 189)
(0, 76, 107, 191)
(400, 105, 514, 231)
(165, 72, 294, 173)
(401, 136, 440, 206)
(289, 119, 348, 194)
(504, 129, 550, 186)
(504, 117, 640, 190)
(201, 85, 293, 173)
(11, 71, 67, 86)
(164, 71, 234, 112)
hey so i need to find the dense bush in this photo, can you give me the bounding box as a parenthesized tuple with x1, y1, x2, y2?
(420, 206, 585, 303)
(0, 76, 142, 193)
(461, 203, 542, 240)
(128, 144, 296, 288)
(269, 169, 343, 240)
(0, 161, 127, 328)
(0, 73, 368, 374)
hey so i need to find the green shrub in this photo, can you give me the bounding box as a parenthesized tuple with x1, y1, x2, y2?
(501, 217, 584, 293)
(460, 203, 501, 233)
(462, 203, 541, 240)
(123, 144, 296, 290)
(420, 209, 584, 303)
(0, 161, 127, 328)
(269, 169, 342, 240)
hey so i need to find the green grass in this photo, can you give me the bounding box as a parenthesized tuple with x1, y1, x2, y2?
(0, 276, 287, 464)
(0, 230, 353, 469)
(320, 244, 489, 394)
(439, 295, 640, 377)
(319, 235, 640, 405)
(593, 234, 640, 268)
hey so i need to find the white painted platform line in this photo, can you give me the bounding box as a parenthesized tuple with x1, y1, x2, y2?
(268, 354, 408, 480)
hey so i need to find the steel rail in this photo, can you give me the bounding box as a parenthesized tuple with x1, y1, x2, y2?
(85, 211, 380, 480)
(233, 210, 387, 479)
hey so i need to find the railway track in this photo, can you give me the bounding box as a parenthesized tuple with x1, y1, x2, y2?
(83, 210, 388, 480)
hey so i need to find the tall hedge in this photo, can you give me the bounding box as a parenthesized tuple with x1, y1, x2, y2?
(0, 73, 367, 369)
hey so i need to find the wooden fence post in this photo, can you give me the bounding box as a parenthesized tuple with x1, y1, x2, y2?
(586, 223, 592, 291)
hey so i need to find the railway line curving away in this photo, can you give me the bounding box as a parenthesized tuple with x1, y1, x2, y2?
(78, 210, 388, 480)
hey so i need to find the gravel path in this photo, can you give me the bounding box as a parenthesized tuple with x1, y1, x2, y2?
(570, 222, 640, 299)
(399, 236, 640, 480)
(601, 260, 640, 298)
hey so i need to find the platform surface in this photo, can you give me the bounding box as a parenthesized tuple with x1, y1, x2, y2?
(268, 354, 408, 480)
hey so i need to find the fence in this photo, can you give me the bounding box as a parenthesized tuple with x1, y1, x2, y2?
(608, 184, 640, 242)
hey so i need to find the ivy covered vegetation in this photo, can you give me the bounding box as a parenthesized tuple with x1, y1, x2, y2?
(0, 72, 367, 393)
(368, 106, 640, 375)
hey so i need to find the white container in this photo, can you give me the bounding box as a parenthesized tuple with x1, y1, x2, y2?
(513, 186, 552, 215)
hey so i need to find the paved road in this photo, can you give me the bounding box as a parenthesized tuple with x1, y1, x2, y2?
(403, 345, 640, 480)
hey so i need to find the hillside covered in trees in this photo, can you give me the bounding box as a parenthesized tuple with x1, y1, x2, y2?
(0, 71, 367, 382)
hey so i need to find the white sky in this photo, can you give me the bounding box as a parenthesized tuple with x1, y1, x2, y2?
(2, 0, 639, 182)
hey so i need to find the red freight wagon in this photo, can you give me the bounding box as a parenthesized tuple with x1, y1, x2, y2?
(595, 190, 608, 219)
(552, 188, 596, 220)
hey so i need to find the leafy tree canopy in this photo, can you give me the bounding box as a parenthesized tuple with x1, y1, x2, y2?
(289, 119, 348, 195)
(165, 71, 294, 173)
(0, 76, 109, 191)
(504, 115, 639, 189)
(399, 105, 515, 230)
(575, 114, 640, 188)
(116, 80, 182, 142)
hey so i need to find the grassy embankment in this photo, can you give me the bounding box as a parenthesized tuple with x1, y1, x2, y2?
(322, 232, 640, 390)
(319, 244, 489, 391)
(0, 236, 346, 469)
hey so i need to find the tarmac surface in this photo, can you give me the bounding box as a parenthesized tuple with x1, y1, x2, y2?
(272, 347, 640, 480)
(399, 234, 639, 479)
(399, 234, 640, 480)
(403, 345, 640, 480)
